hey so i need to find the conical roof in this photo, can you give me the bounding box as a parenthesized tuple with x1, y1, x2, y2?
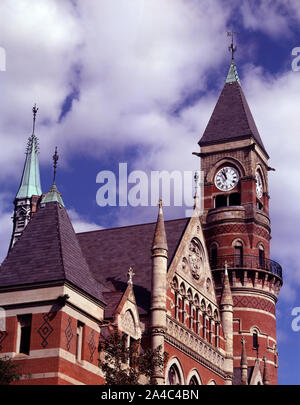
(41, 183, 64, 207)
(199, 61, 268, 158)
(220, 266, 233, 306)
(152, 200, 168, 252)
(0, 201, 105, 304)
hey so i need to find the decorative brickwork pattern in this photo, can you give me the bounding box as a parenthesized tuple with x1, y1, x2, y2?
(0, 330, 8, 351)
(37, 314, 54, 348)
(65, 317, 73, 351)
(206, 224, 270, 240)
(233, 296, 275, 315)
(88, 330, 96, 362)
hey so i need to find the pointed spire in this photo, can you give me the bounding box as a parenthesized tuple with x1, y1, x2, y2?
(152, 199, 168, 252)
(41, 146, 64, 207)
(226, 59, 240, 84)
(15, 104, 42, 199)
(220, 262, 233, 306)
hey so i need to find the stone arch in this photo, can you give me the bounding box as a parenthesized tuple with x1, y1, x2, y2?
(193, 293, 200, 307)
(187, 369, 202, 385)
(213, 309, 219, 322)
(206, 157, 246, 183)
(255, 164, 267, 189)
(165, 357, 185, 385)
(172, 276, 179, 290)
(120, 309, 137, 338)
(231, 237, 246, 247)
(179, 282, 186, 296)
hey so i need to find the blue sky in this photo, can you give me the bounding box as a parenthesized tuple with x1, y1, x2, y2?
(0, 0, 300, 384)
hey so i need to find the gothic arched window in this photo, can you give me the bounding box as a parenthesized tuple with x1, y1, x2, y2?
(168, 364, 182, 385)
(189, 376, 199, 385)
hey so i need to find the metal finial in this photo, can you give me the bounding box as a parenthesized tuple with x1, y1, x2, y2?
(127, 267, 135, 285)
(193, 171, 200, 210)
(158, 199, 163, 209)
(53, 146, 59, 184)
(32, 103, 38, 134)
(227, 31, 238, 60)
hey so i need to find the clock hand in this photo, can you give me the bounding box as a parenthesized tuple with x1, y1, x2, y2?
(222, 169, 227, 180)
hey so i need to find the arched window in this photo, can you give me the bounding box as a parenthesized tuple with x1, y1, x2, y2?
(168, 364, 182, 385)
(234, 241, 243, 267)
(189, 376, 199, 385)
(258, 245, 265, 268)
(172, 277, 179, 320)
(253, 330, 259, 349)
(187, 369, 201, 385)
(180, 283, 186, 324)
(215, 194, 227, 208)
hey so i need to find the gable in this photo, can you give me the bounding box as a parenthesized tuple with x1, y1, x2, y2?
(167, 213, 217, 304)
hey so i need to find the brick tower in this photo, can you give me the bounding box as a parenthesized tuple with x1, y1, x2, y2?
(196, 53, 283, 384)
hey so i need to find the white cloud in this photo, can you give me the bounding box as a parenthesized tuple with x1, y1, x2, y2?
(0, 0, 232, 177)
(68, 208, 103, 233)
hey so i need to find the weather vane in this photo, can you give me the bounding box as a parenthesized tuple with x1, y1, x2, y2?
(32, 103, 38, 134)
(227, 31, 238, 60)
(53, 146, 59, 184)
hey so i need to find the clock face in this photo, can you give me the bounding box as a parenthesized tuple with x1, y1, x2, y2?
(215, 166, 239, 191)
(256, 172, 263, 198)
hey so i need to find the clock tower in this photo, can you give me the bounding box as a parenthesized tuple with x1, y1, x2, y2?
(195, 54, 283, 384)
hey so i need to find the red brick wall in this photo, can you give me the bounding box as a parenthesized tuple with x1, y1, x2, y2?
(165, 342, 225, 385)
(0, 309, 104, 385)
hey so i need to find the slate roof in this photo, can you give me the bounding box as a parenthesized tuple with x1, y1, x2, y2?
(199, 81, 268, 158)
(0, 201, 105, 304)
(77, 217, 190, 315)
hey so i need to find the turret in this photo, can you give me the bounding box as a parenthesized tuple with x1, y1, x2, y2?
(9, 105, 42, 251)
(220, 262, 233, 384)
(196, 34, 282, 384)
(150, 199, 168, 385)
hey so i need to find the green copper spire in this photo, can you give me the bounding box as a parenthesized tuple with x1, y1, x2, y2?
(41, 147, 65, 207)
(16, 104, 42, 199)
(226, 59, 240, 84)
